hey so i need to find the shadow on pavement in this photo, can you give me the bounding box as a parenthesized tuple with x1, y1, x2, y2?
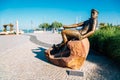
(32, 47, 48, 62)
(32, 47, 120, 79)
(28, 34, 52, 47)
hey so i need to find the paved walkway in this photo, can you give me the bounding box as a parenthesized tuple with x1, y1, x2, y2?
(0, 32, 120, 80)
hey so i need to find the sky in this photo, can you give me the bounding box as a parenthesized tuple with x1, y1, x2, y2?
(0, 0, 120, 30)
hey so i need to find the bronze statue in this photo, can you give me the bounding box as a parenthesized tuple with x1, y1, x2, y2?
(45, 9, 99, 69)
(54, 9, 99, 49)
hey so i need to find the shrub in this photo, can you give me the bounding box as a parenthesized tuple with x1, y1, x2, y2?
(89, 27, 116, 53)
(105, 32, 120, 63)
(89, 26, 120, 63)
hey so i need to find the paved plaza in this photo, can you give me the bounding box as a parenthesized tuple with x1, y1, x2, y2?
(0, 32, 120, 80)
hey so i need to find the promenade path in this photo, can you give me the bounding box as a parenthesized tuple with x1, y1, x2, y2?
(0, 32, 120, 80)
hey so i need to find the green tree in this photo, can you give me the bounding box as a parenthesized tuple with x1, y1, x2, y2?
(39, 23, 50, 31)
(51, 21, 62, 28)
(51, 21, 62, 33)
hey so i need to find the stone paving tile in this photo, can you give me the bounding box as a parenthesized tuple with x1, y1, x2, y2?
(0, 32, 120, 80)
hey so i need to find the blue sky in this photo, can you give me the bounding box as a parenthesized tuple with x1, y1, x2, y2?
(0, 0, 120, 29)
